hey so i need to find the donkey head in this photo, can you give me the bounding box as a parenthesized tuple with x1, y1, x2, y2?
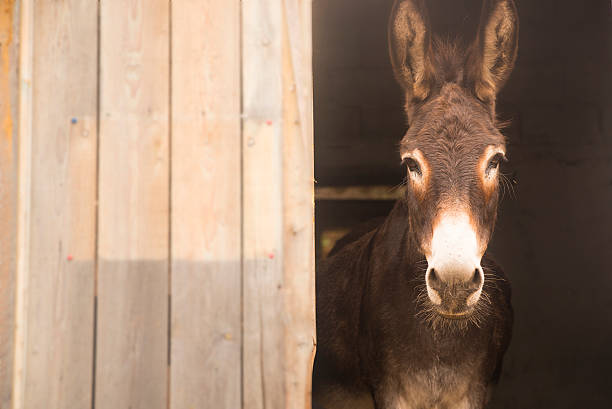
(389, 0, 518, 318)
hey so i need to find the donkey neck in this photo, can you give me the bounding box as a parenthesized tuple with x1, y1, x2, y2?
(369, 199, 423, 270)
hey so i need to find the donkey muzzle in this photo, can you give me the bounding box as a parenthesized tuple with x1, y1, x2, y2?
(425, 211, 485, 315)
(425, 266, 484, 315)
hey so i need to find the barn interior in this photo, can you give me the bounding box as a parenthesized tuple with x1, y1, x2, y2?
(313, 0, 612, 407)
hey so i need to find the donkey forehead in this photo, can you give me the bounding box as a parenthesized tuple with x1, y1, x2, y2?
(401, 86, 505, 155)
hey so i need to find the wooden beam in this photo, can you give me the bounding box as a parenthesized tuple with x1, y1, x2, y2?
(170, 1, 241, 408)
(96, 1, 169, 408)
(315, 185, 404, 201)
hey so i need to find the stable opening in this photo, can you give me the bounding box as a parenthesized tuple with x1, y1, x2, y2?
(313, 0, 612, 407)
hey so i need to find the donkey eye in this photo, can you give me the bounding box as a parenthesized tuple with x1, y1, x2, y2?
(403, 157, 422, 176)
(486, 153, 506, 175)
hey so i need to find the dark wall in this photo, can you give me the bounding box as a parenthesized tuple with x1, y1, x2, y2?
(313, 0, 612, 407)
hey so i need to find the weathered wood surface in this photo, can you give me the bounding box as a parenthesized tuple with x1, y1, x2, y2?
(242, 0, 315, 408)
(170, 0, 242, 408)
(242, 0, 285, 406)
(8, 1, 316, 407)
(96, 0, 169, 408)
(17, 1, 98, 408)
(12, 0, 33, 406)
(281, 3, 316, 407)
(0, 1, 18, 407)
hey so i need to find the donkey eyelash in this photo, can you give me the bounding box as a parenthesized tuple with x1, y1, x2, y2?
(486, 153, 507, 173)
(403, 157, 422, 176)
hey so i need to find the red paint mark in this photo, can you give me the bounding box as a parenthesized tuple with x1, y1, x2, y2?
(67, 255, 73, 261)
(265, 120, 273, 126)
(268, 253, 275, 259)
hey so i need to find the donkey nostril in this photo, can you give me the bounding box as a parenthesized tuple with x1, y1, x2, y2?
(469, 269, 482, 290)
(428, 269, 442, 290)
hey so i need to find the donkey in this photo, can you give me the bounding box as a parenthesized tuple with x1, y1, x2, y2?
(312, 0, 518, 408)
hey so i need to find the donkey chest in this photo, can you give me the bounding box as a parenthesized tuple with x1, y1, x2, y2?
(395, 360, 481, 409)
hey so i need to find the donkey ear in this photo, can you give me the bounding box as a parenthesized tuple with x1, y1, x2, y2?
(388, 0, 432, 104)
(471, 0, 519, 103)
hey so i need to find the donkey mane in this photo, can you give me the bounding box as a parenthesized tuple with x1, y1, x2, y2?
(429, 38, 469, 85)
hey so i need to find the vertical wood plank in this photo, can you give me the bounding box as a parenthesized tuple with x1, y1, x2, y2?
(12, 0, 33, 406)
(242, 0, 315, 408)
(242, 0, 284, 407)
(170, 0, 241, 408)
(0, 1, 18, 407)
(280, 1, 316, 407)
(96, 0, 169, 408)
(17, 1, 98, 408)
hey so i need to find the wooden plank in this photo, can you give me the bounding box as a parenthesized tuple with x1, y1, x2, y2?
(96, 0, 169, 408)
(12, 0, 33, 406)
(169, 1, 241, 408)
(242, 0, 285, 407)
(242, 0, 316, 408)
(0, 1, 18, 407)
(14, 1, 99, 408)
(280, 2, 316, 408)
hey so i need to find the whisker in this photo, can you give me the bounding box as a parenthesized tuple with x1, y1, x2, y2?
(390, 177, 408, 193)
(483, 274, 506, 282)
(500, 172, 517, 201)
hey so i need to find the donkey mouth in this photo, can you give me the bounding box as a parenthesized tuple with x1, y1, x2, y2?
(435, 308, 474, 320)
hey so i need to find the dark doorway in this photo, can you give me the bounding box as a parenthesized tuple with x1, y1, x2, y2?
(313, 0, 612, 407)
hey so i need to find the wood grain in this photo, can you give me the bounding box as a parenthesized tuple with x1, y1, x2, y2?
(8, 2, 316, 407)
(242, 0, 285, 407)
(170, 0, 241, 408)
(0, 1, 18, 407)
(96, 0, 169, 408)
(242, 0, 316, 408)
(281, 2, 316, 407)
(19, 1, 98, 408)
(12, 0, 33, 406)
